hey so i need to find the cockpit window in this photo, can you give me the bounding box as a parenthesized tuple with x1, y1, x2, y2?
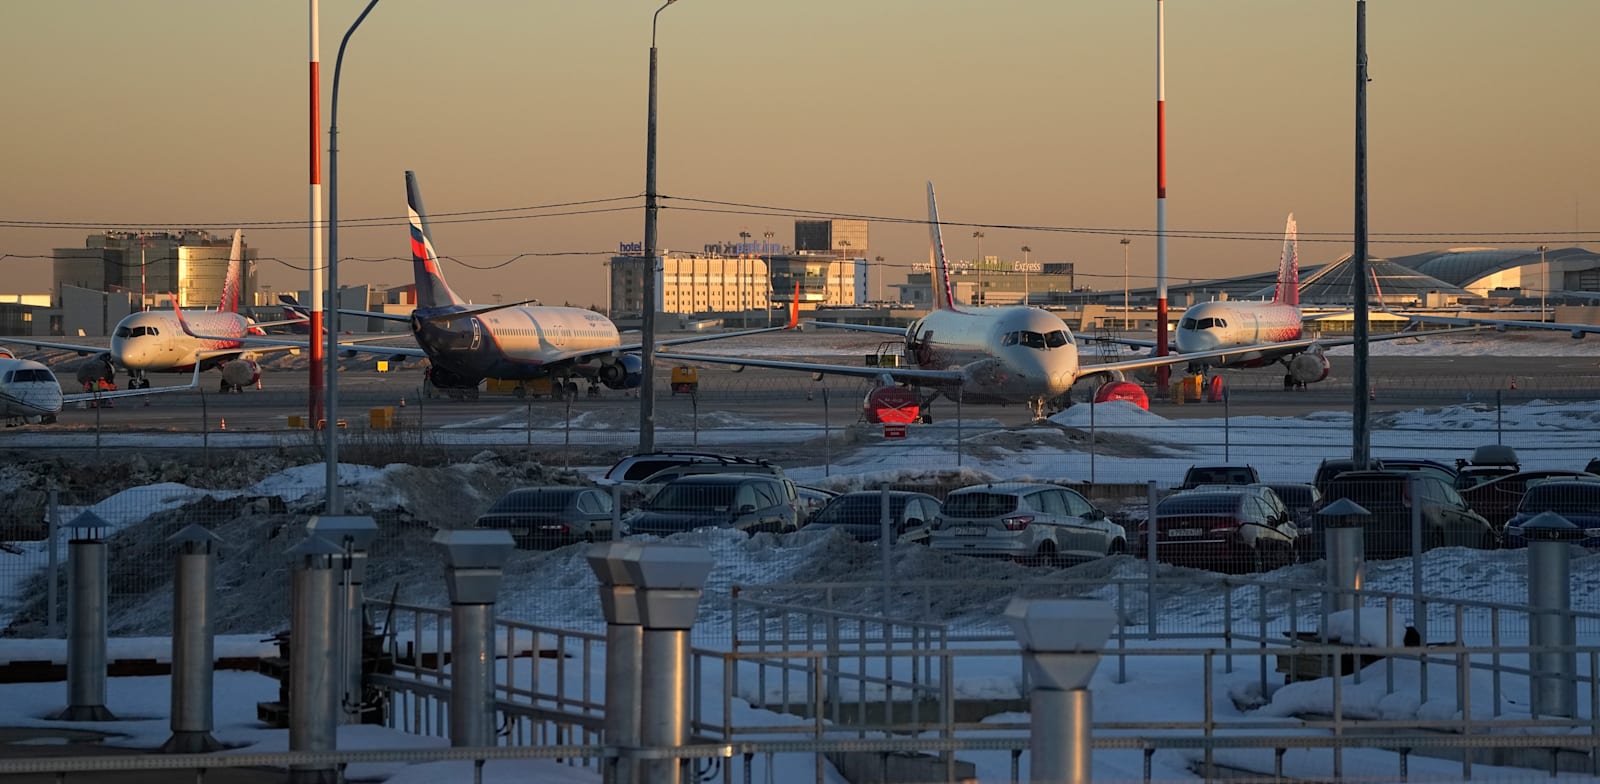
(1195, 318, 1227, 330)
(1002, 332, 1018, 346)
(115, 326, 132, 338)
(1180, 318, 1197, 330)
(9, 369, 53, 383)
(1020, 331, 1047, 349)
(1045, 330, 1070, 348)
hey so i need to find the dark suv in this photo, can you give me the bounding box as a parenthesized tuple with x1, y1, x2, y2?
(1312, 457, 1386, 496)
(621, 473, 799, 537)
(602, 451, 774, 485)
(1319, 470, 1495, 559)
(1179, 464, 1261, 490)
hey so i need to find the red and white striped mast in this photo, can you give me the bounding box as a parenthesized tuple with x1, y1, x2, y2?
(308, 0, 326, 424)
(1154, 0, 1171, 388)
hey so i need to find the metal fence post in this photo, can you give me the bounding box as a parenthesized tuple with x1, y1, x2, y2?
(288, 535, 342, 784)
(46, 486, 60, 638)
(437, 530, 515, 748)
(1318, 499, 1369, 614)
(625, 545, 714, 784)
(1005, 597, 1117, 784)
(588, 542, 646, 784)
(161, 525, 224, 753)
(55, 511, 114, 721)
(1146, 480, 1159, 640)
(1518, 512, 1581, 718)
(307, 515, 379, 726)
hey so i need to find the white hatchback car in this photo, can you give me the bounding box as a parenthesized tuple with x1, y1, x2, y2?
(928, 482, 1127, 566)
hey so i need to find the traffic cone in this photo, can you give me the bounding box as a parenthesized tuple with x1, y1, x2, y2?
(1509, 378, 1518, 390)
(219, 418, 227, 431)
(399, 396, 407, 408)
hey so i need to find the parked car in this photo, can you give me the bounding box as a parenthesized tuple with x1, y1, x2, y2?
(1312, 457, 1387, 496)
(1261, 482, 1323, 558)
(928, 482, 1126, 566)
(601, 451, 773, 485)
(1502, 479, 1600, 548)
(621, 474, 799, 537)
(1134, 486, 1298, 573)
(1319, 470, 1496, 558)
(805, 491, 942, 544)
(794, 485, 838, 525)
(1458, 470, 1600, 529)
(637, 459, 786, 487)
(1179, 464, 1261, 490)
(1381, 458, 1458, 486)
(1454, 444, 1520, 490)
(474, 486, 614, 549)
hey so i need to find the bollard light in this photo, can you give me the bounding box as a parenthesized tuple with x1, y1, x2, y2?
(162, 524, 224, 753)
(1317, 499, 1370, 613)
(587, 541, 648, 784)
(56, 510, 115, 721)
(435, 529, 514, 749)
(288, 535, 344, 784)
(308, 514, 378, 725)
(1519, 511, 1580, 718)
(1005, 597, 1117, 784)
(623, 545, 713, 784)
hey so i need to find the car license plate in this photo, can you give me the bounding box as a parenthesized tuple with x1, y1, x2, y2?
(954, 527, 986, 537)
(1167, 529, 1203, 539)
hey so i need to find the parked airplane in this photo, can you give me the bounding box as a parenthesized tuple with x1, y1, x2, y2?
(0, 347, 200, 425)
(6, 231, 310, 393)
(658, 182, 1296, 420)
(1099, 214, 1473, 387)
(185, 171, 796, 400)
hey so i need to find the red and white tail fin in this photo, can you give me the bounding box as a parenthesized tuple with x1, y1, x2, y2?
(218, 229, 244, 313)
(926, 182, 957, 311)
(1273, 213, 1299, 306)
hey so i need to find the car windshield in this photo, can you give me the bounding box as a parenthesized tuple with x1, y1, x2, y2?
(1158, 494, 1239, 515)
(488, 489, 578, 514)
(813, 496, 908, 525)
(1518, 484, 1600, 516)
(647, 483, 736, 512)
(942, 492, 1019, 517)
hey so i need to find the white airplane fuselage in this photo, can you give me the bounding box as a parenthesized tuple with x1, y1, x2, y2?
(902, 306, 1080, 403)
(112, 310, 258, 372)
(1174, 301, 1305, 368)
(0, 356, 66, 419)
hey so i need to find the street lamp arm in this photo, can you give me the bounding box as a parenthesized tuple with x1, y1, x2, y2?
(652, 0, 677, 47)
(330, 0, 383, 130)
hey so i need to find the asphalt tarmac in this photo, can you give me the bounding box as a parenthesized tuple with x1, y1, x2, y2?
(19, 352, 1599, 436)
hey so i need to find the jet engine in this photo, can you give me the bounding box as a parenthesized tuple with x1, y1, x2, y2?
(75, 353, 116, 387)
(598, 354, 644, 390)
(426, 365, 478, 390)
(220, 359, 261, 389)
(1287, 352, 1331, 384)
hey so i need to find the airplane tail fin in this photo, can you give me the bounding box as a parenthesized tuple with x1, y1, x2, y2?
(926, 182, 957, 310)
(277, 294, 311, 331)
(1273, 213, 1299, 306)
(218, 229, 244, 313)
(406, 171, 466, 310)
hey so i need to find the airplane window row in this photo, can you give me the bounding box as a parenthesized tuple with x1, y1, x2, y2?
(3, 369, 54, 384)
(114, 326, 162, 338)
(1000, 330, 1072, 350)
(1180, 317, 1228, 330)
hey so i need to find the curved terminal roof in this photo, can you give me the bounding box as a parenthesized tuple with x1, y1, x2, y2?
(1245, 254, 1469, 304)
(1387, 247, 1600, 288)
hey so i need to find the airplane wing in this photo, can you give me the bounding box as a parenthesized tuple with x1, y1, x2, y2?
(1082, 339, 1326, 376)
(61, 365, 202, 404)
(656, 351, 964, 385)
(1398, 313, 1599, 339)
(805, 321, 907, 337)
(172, 305, 426, 357)
(2, 337, 107, 356)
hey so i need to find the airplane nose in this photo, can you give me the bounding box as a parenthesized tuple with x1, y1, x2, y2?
(1175, 328, 1211, 353)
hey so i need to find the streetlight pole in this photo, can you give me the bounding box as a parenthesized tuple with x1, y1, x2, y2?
(874, 255, 885, 303)
(738, 231, 751, 317)
(640, 0, 681, 454)
(972, 231, 985, 306)
(1020, 246, 1031, 306)
(324, 0, 382, 516)
(763, 230, 775, 327)
(838, 239, 851, 305)
(1121, 237, 1132, 329)
(1538, 244, 1549, 321)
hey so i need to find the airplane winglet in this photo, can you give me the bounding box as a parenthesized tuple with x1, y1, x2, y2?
(788, 282, 801, 329)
